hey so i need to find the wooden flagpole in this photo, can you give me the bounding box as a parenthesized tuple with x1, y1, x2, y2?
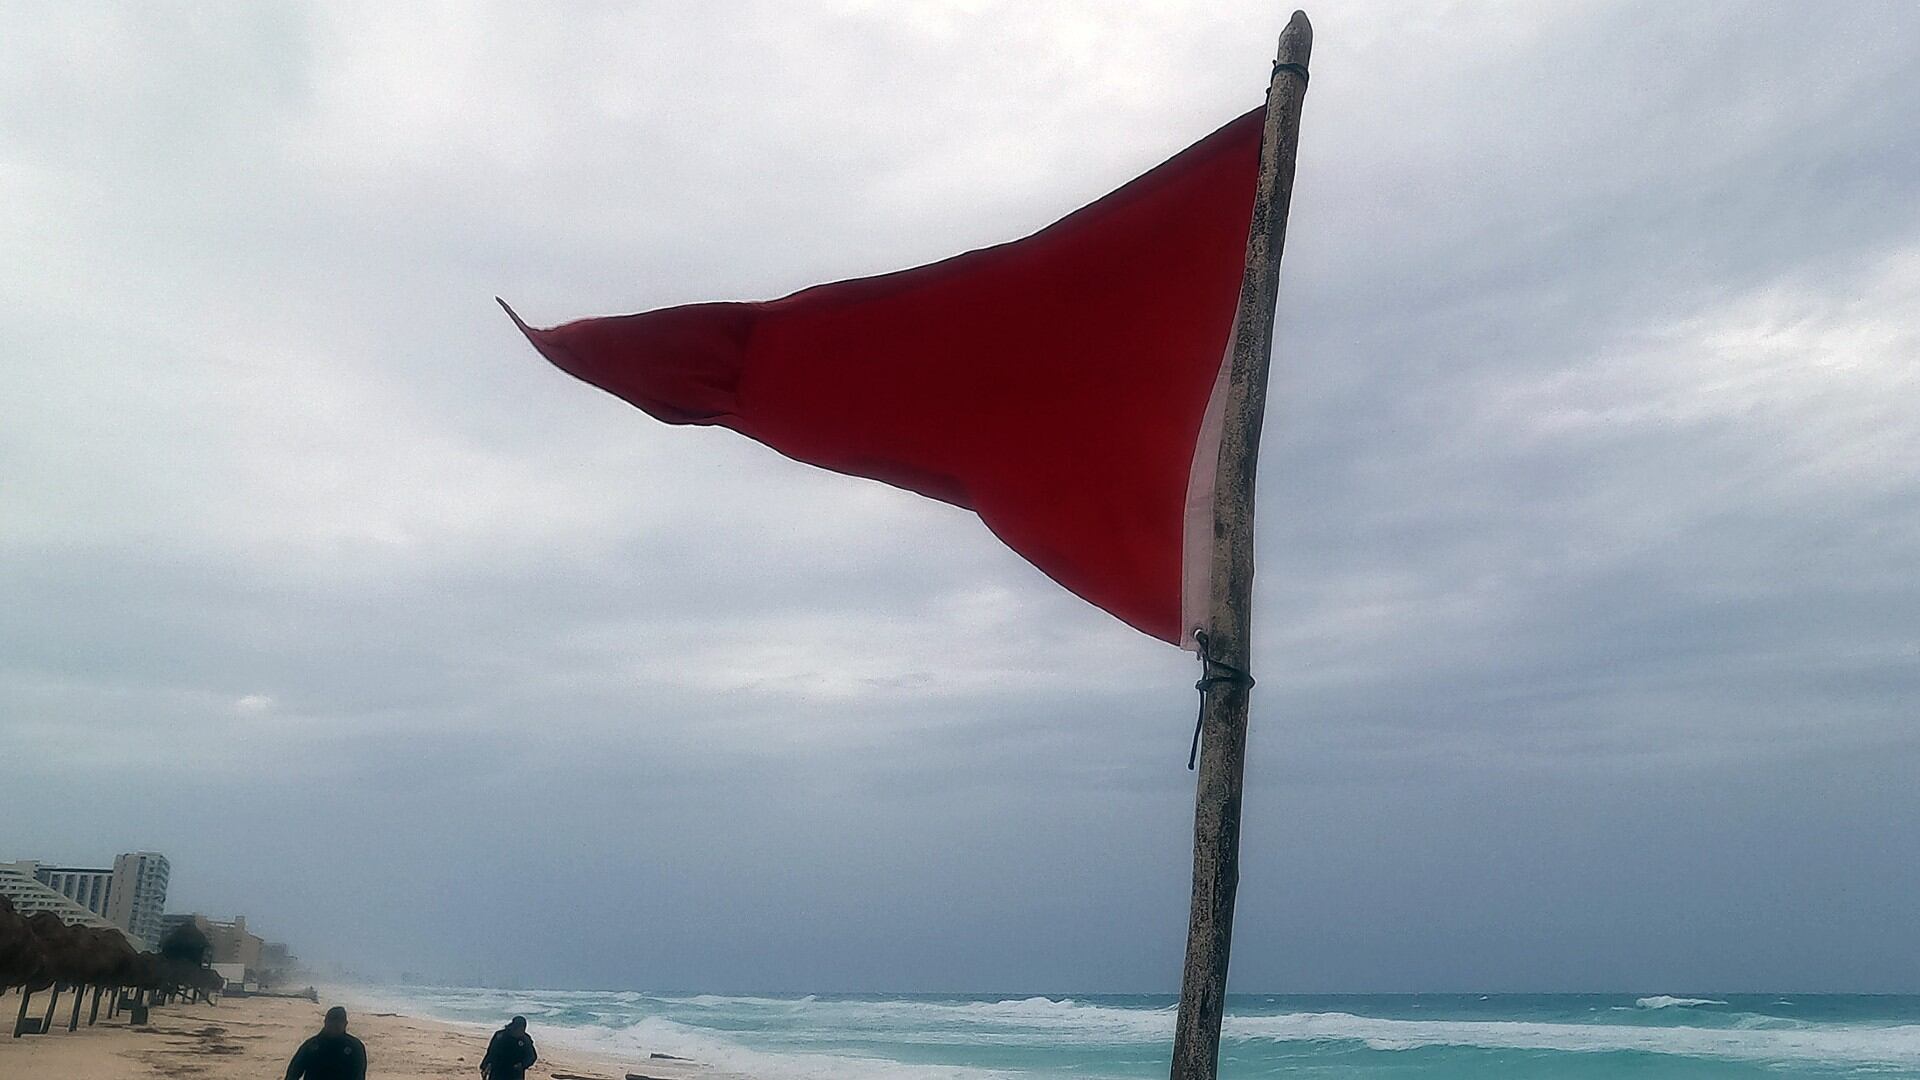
(1170, 11, 1311, 1080)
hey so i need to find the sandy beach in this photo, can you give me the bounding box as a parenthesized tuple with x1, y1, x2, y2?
(0, 992, 716, 1080)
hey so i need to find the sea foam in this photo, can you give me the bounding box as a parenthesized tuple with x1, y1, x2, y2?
(341, 986, 1920, 1080)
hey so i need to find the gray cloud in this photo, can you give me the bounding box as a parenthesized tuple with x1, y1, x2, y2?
(3, 0, 1917, 993)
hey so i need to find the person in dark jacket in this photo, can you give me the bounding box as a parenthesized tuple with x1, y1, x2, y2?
(285, 1006, 368, 1080)
(480, 1014, 539, 1079)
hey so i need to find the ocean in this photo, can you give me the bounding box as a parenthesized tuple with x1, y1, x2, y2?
(352, 987, 1920, 1079)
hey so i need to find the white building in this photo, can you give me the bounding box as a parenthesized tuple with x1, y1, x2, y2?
(106, 852, 170, 949)
(23, 862, 115, 917)
(3, 850, 171, 949)
(211, 962, 249, 992)
(0, 865, 136, 945)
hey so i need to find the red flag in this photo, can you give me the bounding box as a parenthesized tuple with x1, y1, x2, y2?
(506, 108, 1263, 646)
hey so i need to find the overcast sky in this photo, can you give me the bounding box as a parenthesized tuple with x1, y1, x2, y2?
(4, 0, 1917, 994)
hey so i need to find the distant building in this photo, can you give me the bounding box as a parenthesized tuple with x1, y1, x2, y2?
(163, 913, 263, 970)
(260, 941, 298, 974)
(23, 862, 114, 917)
(0, 864, 137, 946)
(210, 962, 250, 993)
(106, 852, 171, 949)
(1, 851, 168, 948)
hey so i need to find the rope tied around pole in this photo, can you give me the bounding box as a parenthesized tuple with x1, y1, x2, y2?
(1189, 630, 1254, 770)
(1271, 61, 1310, 86)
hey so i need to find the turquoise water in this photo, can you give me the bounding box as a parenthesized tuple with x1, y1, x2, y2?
(351, 987, 1920, 1079)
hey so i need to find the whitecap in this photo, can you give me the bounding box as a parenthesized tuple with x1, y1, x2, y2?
(1223, 1011, 1920, 1068)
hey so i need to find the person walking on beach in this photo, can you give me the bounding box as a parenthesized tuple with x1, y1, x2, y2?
(284, 1006, 368, 1080)
(480, 1014, 539, 1080)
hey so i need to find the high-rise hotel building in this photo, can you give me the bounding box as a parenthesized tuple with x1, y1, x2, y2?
(8, 850, 171, 949)
(105, 852, 171, 948)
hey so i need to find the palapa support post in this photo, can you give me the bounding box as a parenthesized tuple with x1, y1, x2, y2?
(1170, 11, 1311, 1080)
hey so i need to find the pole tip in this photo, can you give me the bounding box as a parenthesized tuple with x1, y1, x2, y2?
(1279, 10, 1313, 66)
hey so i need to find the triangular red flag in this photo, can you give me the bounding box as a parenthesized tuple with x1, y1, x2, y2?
(507, 108, 1264, 646)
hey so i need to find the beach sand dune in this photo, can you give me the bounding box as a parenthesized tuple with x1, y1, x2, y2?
(0, 993, 710, 1080)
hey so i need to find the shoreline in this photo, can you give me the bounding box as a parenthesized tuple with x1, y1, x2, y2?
(320, 983, 746, 1079)
(0, 991, 720, 1080)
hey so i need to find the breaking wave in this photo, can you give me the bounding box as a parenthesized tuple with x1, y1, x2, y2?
(337, 987, 1920, 1080)
(1226, 1011, 1920, 1067)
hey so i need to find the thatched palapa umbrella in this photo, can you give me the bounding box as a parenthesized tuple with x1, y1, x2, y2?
(2, 897, 52, 1038)
(19, 912, 77, 1036)
(155, 921, 213, 1005)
